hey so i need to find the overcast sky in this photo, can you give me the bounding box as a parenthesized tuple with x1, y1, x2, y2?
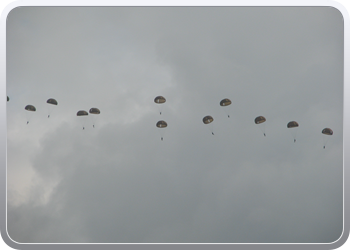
(6, 6, 344, 243)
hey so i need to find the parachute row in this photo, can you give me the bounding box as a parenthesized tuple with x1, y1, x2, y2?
(14, 95, 334, 148)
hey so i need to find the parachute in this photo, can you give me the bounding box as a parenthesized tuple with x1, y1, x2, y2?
(154, 96, 166, 115)
(89, 108, 100, 114)
(255, 116, 266, 124)
(203, 115, 214, 124)
(287, 121, 299, 142)
(255, 116, 266, 136)
(77, 110, 88, 116)
(25, 105, 36, 111)
(220, 98, 232, 118)
(89, 108, 100, 128)
(203, 115, 214, 135)
(154, 96, 166, 104)
(77, 110, 89, 130)
(156, 120, 167, 140)
(46, 98, 58, 118)
(287, 121, 299, 128)
(322, 128, 333, 149)
(322, 128, 333, 135)
(47, 98, 58, 105)
(156, 120, 167, 128)
(25, 105, 36, 124)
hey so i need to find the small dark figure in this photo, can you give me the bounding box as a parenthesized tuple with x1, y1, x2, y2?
(27, 121, 29, 124)
(161, 137, 163, 141)
(48, 115, 50, 118)
(83, 127, 85, 130)
(323, 146, 325, 149)
(264, 133, 266, 137)
(228, 115, 230, 118)
(160, 112, 162, 115)
(294, 139, 296, 143)
(93, 125, 95, 128)
(212, 132, 214, 135)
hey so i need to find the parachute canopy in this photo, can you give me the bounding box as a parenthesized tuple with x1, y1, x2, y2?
(287, 121, 299, 128)
(203, 115, 214, 124)
(156, 120, 167, 128)
(220, 98, 232, 106)
(77, 110, 88, 116)
(322, 128, 333, 135)
(25, 105, 36, 112)
(47, 98, 58, 105)
(154, 96, 166, 104)
(255, 116, 266, 124)
(89, 108, 100, 114)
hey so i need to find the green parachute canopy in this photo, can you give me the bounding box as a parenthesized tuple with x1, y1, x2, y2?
(25, 105, 36, 112)
(203, 115, 214, 124)
(287, 121, 299, 128)
(89, 108, 100, 114)
(322, 128, 333, 135)
(77, 110, 88, 116)
(255, 116, 266, 124)
(156, 120, 167, 128)
(154, 96, 166, 104)
(220, 98, 232, 106)
(47, 98, 58, 105)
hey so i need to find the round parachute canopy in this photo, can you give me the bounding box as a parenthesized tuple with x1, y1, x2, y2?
(77, 110, 88, 116)
(203, 115, 214, 124)
(47, 98, 58, 105)
(154, 96, 166, 104)
(89, 108, 100, 114)
(287, 121, 299, 128)
(322, 128, 333, 135)
(220, 98, 232, 106)
(25, 105, 36, 112)
(156, 120, 167, 128)
(7, 96, 9, 102)
(255, 116, 266, 124)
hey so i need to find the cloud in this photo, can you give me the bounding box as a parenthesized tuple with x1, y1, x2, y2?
(7, 6, 343, 243)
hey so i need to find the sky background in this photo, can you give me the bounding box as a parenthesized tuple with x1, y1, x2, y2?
(6, 6, 344, 243)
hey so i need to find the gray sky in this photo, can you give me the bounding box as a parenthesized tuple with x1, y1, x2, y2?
(6, 7, 344, 243)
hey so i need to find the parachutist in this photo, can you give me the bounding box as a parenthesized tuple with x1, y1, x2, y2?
(220, 99, 232, 118)
(255, 116, 266, 136)
(27, 121, 29, 124)
(294, 139, 296, 143)
(93, 125, 95, 128)
(212, 132, 214, 135)
(156, 120, 167, 140)
(48, 115, 50, 118)
(154, 96, 166, 115)
(83, 127, 85, 130)
(323, 146, 325, 149)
